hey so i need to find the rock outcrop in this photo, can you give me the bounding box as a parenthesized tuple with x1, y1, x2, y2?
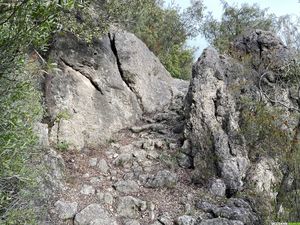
(184, 47, 250, 194)
(44, 28, 186, 150)
(39, 29, 299, 225)
(183, 29, 297, 222)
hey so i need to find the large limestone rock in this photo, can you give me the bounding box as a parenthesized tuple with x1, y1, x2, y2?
(109, 28, 180, 113)
(45, 30, 184, 150)
(184, 30, 298, 222)
(184, 47, 250, 193)
(46, 33, 141, 150)
(184, 30, 296, 196)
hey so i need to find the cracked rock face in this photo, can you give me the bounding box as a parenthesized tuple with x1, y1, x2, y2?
(45, 29, 184, 150)
(184, 47, 250, 193)
(110, 28, 175, 113)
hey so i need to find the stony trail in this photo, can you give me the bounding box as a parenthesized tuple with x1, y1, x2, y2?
(40, 28, 295, 225)
(49, 93, 206, 225)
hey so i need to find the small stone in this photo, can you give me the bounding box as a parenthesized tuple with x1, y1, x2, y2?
(177, 153, 193, 168)
(117, 196, 147, 219)
(169, 143, 177, 150)
(124, 219, 140, 225)
(154, 140, 164, 149)
(158, 213, 172, 225)
(145, 170, 177, 188)
(114, 153, 133, 167)
(89, 158, 98, 167)
(175, 215, 196, 225)
(142, 139, 155, 151)
(108, 170, 116, 177)
(103, 193, 114, 205)
(181, 140, 191, 154)
(113, 180, 139, 193)
(147, 151, 159, 159)
(98, 159, 109, 173)
(97, 192, 114, 205)
(133, 150, 147, 162)
(80, 184, 95, 195)
(148, 202, 156, 221)
(184, 203, 192, 214)
(54, 200, 77, 220)
(209, 179, 226, 197)
(111, 143, 121, 149)
(90, 177, 102, 184)
(83, 173, 90, 178)
(74, 204, 117, 225)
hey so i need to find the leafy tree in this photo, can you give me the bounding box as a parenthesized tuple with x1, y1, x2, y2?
(275, 15, 300, 52)
(201, 0, 276, 53)
(0, 0, 107, 223)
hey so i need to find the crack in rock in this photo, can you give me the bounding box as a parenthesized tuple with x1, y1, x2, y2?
(60, 57, 104, 95)
(108, 32, 145, 113)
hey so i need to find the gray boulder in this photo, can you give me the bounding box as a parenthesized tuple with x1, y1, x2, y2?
(175, 215, 197, 225)
(113, 180, 139, 193)
(144, 170, 178, 188)
(74, 204, 117, 225)
(46, 29, 186, 150)
(197, 198, 258, 225)
(47, 32, 141, 150)
(117, 196, 147, 219)
(54, 200, 77, 220)
(233, 29, 294, 71)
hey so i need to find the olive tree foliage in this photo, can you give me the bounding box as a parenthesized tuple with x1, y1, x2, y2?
(275, 15, 300, 53)
(0, 0, 105, 223)
(101, 0, 204, 79)
(201, 0, 276, 53)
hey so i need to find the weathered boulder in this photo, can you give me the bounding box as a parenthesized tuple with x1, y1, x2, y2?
(245, 157, 282, 200)
(116, 196, 147, 219)
(144, 170, 178, 188)
(184, 28, 297, 196)
(197, 198, 259, 225)
(74, 204, 117, 225)
(109, 28, 181, 113)
(54, 200, 78, 220)
(184, 47, 250, 193)
(46, 29, 186, 150)
(46, 32, 141, 150)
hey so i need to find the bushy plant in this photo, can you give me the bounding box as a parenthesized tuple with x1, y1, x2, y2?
(0, 0, 106, 223)
(240, 98, 292, 161)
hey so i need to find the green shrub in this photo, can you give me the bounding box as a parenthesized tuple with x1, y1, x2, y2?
(57, 141, 70, 152)
(0, 72, 43, 223)
(239, 98, 291, 161)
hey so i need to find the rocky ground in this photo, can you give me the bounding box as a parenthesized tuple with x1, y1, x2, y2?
(47, 91, 258, 225)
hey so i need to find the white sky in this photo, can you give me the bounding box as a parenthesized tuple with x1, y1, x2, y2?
(165, 0, 300, 58)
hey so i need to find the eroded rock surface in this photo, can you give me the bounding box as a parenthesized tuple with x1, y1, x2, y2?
(45, 29, 186, 150)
